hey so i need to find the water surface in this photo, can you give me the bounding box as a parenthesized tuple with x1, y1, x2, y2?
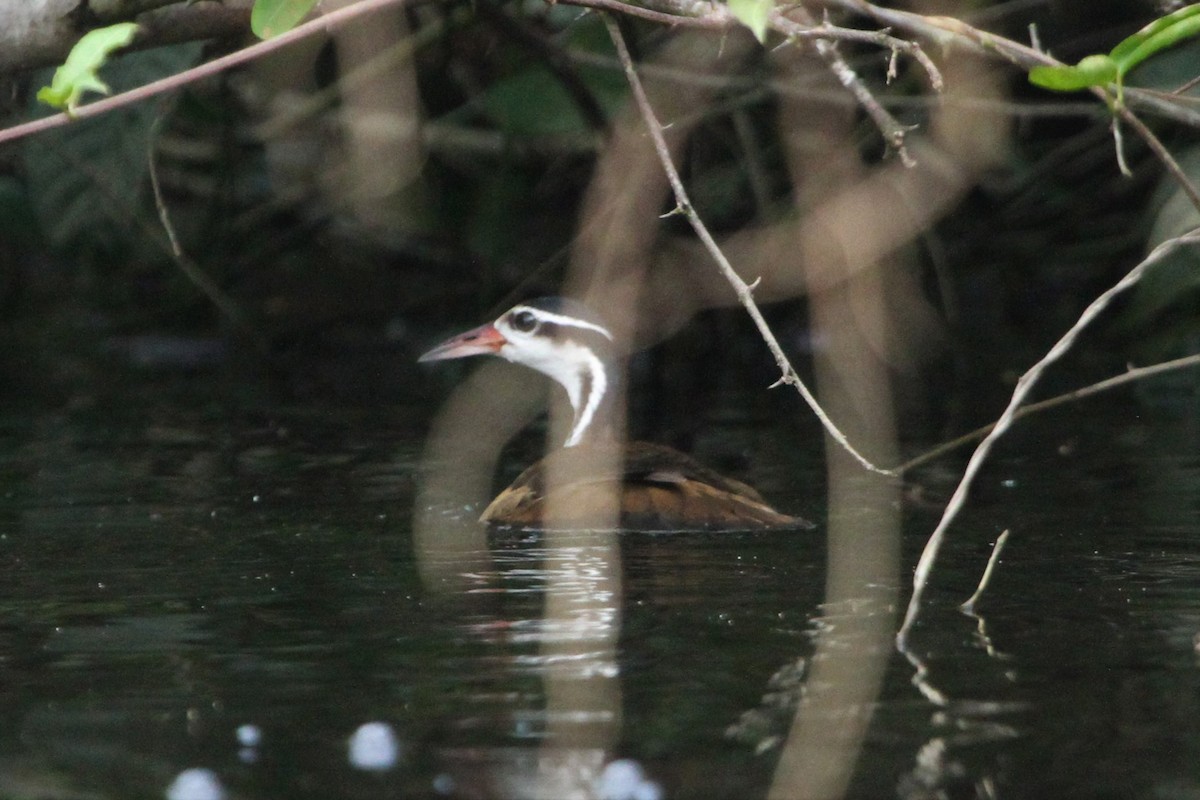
(1, 385, 1198, 799)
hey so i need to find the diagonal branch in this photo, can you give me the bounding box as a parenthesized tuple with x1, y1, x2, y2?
(898, 351, 1200, 474)
(0, 0, 409, 147)
(602, 12, 893, 476)
(776, 4, 926, 166)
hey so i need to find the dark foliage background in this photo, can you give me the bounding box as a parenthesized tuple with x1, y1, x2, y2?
(0, 0, 1197, 437)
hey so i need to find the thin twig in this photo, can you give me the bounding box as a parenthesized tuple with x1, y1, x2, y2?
(820, 37, 915, 165)
(897, 351, 1200, 474)
(602, 12, 892, 476)
(819, 0, 1054, 66)
(147, 112, 251, 332)
(777, 5, 920, 165)
(562, 0, 946, 88)
(1111, 117, 1132, 178)
(1116, 104, 1200, 215)
(556, 0, 942, 160)
(960, 529, 1010, 614)
(818, 0, 1200, 129)
(1172, 72, 1200, 96)
(896, 228, 1200, 650)
(817, 1, 1200, 187)
(0, 0, 409, 147)
(478, 0, 607, 130)
(559, 0, 731, 29)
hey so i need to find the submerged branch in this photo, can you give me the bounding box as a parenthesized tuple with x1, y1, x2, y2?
(960, 529, 1010, 615)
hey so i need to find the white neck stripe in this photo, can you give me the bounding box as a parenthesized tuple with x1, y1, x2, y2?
(564, 349, 608, 447)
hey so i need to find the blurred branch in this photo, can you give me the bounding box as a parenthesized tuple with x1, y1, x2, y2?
(119, 2, 251, 50)
(6, 0, 1199, 155)
(602, 12, 893, 476)
(563, 0, 940, 62)
(560, 0, 944, 78)
(0, 0, 252, 72)
(818, 0, 1032, 58)
(897, 228, 1200, 650)
(252, 5, 459, 141)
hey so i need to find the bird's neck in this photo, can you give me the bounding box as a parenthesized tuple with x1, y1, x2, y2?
(560, 351, 619, 448)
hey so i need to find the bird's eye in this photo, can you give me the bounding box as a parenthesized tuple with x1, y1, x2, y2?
(510, 310, 538, 333)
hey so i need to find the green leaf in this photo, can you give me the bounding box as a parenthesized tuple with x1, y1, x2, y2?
(36, 23, 139, 115)
(1028, 5, 1200, 95)
(1028, 54, 1118, 92)
(251, 0, 319, 39)
(1109, 3, 1200, 74)
(728, 0, 773, 44)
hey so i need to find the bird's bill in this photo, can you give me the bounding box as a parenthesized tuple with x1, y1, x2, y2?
(418, 322, 508, 362)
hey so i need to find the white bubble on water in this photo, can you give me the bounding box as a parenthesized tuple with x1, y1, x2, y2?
(348, 721, 401, 771)
(236, 723, 262, 747)
(594, 759, 663, 800)
(165, 768, 225, 800)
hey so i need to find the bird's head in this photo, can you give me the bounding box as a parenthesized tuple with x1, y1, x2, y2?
(420, 297, 617, 446)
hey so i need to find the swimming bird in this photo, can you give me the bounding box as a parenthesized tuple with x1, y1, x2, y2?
(419, 297, 810, 531)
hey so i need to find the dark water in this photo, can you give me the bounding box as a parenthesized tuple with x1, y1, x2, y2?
(1, 379, 1199, 800)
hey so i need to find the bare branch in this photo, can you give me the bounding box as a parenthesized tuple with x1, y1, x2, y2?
(602, 12, 893, 477)
(817, 0, 1200, 129)
(557, 0, 732, 29)
(775, 4, 939, 165)
(0, 0, 252, 72)
(557, 0, 941, 162)
(897, 228, 1200, 650)
(960, 529, 1010, 615)
(898, 352, 1200, 474)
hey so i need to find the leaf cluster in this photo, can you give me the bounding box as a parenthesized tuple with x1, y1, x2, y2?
(1029, 3, 1200, 101)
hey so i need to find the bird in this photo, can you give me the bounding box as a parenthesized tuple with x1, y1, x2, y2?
(419, 297, 812, 531)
